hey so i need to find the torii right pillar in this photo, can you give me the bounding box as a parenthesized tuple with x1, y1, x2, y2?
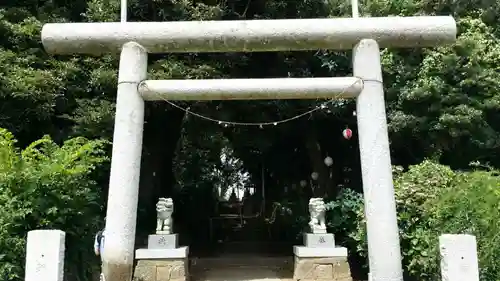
(354, 39, 402, 281)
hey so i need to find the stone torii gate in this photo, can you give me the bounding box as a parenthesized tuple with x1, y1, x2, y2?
(41, 12, 456, 281)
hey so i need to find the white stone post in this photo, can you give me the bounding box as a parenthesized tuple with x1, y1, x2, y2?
(353, 39, 404, 281)
(25, 230, 65, 281)
(102, 42, 148, 281)
(439, 234, 480, 281)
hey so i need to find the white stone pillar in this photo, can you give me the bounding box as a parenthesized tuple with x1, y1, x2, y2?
(353, 39, 403, 281)
(25, 229, 65, 281)
(103, 42, 148, 281)
(439, 234, 480, 281)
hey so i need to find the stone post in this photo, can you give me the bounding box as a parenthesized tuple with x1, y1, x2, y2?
(353, 39, 403, 281)
(102, 42, 148, 281)
(25, 230, 65, 281)
(439, 234, 480, 281)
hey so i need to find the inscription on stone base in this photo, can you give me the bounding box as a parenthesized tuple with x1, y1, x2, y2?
(303, 233, 335, 248)
(148, 234, 178, 249)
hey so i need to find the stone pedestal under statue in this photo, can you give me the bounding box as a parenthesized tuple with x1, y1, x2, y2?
(133, 198, 189, 281)
(292, 198, 351, 281)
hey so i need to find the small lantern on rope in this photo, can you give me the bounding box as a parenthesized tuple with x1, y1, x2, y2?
(310, 172, 319, 192)
(324, 156, 333, 179)
(342, 128, 353, 140)
(324, 156, 333, 167)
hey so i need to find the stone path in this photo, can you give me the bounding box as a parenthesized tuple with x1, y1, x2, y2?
(190, 256, 293, 281)
(195, 267, 287, 281)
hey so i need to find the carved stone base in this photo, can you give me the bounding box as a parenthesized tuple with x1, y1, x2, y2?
(133, 259, 188, 281)
(303, 233, 335, 248)
(293, 249, 351, 281)
(148, 234, 178, 249)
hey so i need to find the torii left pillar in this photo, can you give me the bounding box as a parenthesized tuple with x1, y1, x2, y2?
(102, 42, 147, 281)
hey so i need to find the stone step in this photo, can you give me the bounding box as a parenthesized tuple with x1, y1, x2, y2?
(191, 256, 293, 269)
(190, 257, 293, 281)
(192, 267, 292, 281)
(190, 255, 293, 281)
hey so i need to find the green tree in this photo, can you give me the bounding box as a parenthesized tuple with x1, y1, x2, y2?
(351, 161, 500, 281)
(386, 18, 500, 168)
(0, 128, 108, 281)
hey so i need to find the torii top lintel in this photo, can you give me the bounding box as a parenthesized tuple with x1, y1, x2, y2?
(41, 16, 456, 55)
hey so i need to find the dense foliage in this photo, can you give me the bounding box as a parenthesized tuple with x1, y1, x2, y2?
(0, 0, 499, 280)
(350, 161, 500, 281)
(0, 129, 108, 281)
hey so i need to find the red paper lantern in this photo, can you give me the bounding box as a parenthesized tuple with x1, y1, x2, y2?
(342, 128, 353, 140)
